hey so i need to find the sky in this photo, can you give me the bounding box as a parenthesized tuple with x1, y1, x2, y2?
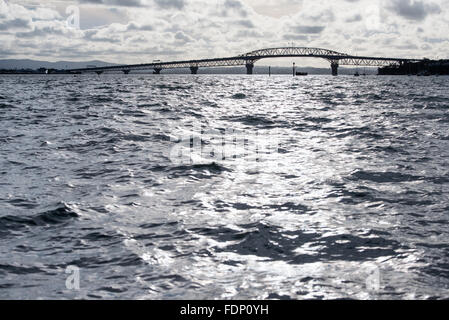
(0, 0, 448, 67)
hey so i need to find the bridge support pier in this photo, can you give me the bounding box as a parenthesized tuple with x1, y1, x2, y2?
(123, 70, 130, 74)
(246, 63, 254, 75)
(153, 68, 162, 74)
(331, 62, 339, 76)
(190, 66, 199, 74)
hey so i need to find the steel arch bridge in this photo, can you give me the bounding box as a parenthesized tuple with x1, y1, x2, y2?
(69, 46, 422, 76)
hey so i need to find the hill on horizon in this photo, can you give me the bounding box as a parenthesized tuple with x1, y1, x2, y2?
(0, 59, 119, 70)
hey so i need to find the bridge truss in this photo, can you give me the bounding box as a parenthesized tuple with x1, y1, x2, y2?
(69, 47, 422, 75)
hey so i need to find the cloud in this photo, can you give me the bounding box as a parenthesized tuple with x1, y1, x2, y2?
(283, 34, 309, 40)
(1, 0, 448, 65)
(293, 25, 325, 34)
(174, 31, 191, 42)
(345, 14, 362, 23)
(242, 0, 303, 18)
(0, 18, 30, 31)
(126, 21, 154, 31)
(78, 0, 187, 9)
(154, 0, 185, 9)
(389, 0, 441, 21)
(78, 0, 148, 7)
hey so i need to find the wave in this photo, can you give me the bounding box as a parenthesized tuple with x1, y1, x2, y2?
(0, 203, 79, 237)
(231, 93, 247, 99)
(222, 115, 276, 127)
(150, 162, 231, 179)
(151, 133, 171, 142)
(0, 263, 45, 276)
(90, 96, 116, 103)
(304, 117, 333, 124)
(196, 222, 402, 264)
(0, 103, 13, 109)
(349, 170, 423, 183)
(155, 84, 193, 91)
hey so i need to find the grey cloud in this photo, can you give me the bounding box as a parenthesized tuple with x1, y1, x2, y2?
(224, 0, 244, 9)
(78, 0, 146, 6)
(293, 25, 325, 34)
(219, 0, 248, 17)
(83, 29, 121, 43)
(16, 27, 64, 38)
(174, 31, 191, 43)
(283, 34, 309, 40)
(235, 20, 255, 28)
(154, 0, 185, 9)
(390, 0, 441, 21)
(422, 37, 449, 44)
(0, 18, 30, 31)
(235, 30, 266, 38)
(0, 48, 16, 56)
(127, 22, 154, 31)
(395, 43, 419, 50)
(345, 14, 362, 23)
(80, 0, 186, 9)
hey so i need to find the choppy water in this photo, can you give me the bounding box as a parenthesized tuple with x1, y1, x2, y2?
(1, 74, 449, 300)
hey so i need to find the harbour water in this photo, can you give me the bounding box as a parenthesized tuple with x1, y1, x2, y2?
(0, 74, 448, 299)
